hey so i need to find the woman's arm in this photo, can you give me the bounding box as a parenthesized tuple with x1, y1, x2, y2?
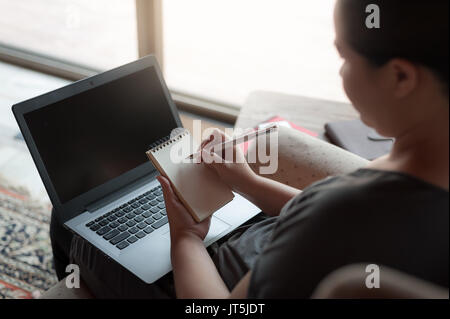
(171, 234, 229, 298)
(201, 130, 301, 217)
(158, 175, 251, 298)
(171, 234, 252, 299)
(236, 173, 301, 217)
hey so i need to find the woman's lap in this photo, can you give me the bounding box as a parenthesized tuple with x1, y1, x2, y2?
(50, 208, 268, 298)
(50, 210, 174, 298)
(69, 233, 175, 298)
(49, 129, 368, 298)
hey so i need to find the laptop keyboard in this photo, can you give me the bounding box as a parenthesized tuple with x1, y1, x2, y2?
(85, 185, 168, 250)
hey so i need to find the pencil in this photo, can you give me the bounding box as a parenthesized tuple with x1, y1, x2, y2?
(186, 123, 278, 159)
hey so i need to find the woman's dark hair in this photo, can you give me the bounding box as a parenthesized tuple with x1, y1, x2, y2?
(338, 0, 449, 94)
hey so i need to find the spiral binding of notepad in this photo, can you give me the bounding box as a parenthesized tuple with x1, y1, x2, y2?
(148, 130, 190, 153)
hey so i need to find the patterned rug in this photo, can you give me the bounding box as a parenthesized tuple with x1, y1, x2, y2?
(0, 175, 57, 298)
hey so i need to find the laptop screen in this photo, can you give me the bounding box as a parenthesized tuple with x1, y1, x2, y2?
(24, 66, 178, 204)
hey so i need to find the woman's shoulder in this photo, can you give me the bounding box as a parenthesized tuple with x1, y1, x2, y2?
(348, 168, 449, 195)
(367, 155, 449, 191)
(303, 167, 448, 197)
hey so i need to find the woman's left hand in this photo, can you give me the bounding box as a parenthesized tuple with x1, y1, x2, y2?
(157, 175, 211, 244)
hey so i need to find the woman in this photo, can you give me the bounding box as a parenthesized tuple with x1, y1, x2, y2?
(50, 0, 448, 298)
(157, 0, 449, 298)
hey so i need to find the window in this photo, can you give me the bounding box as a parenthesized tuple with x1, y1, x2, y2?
(163, 0, 348, 107)
(0, 0, 138, 70)
(0, 0, 348, 112)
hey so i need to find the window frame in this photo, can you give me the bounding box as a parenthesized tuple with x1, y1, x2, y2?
(0, 0, 238, 124)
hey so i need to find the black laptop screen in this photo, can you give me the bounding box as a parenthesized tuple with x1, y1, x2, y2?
(24, 66, 178, 204)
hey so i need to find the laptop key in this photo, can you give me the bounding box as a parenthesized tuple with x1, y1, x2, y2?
(110, 231, 130, 245)
(118, 225, 127, 232)
(99, 220, 109, 226)
(86, 221, 95, 227)
(137, 222, 147, 229)
(127, 236, 138, 244)
(116, 241, 129, 250)
(118, 217, 128, 224)
(150, 207, 159, 214)
(157, 196, 164, 202)
(126, 213, 136, 219)
(144, 226, 154, 234)
(129, 226, 139, 234)
(134, 216, 144, 223)
(160, 209, 166, 215)
(123, 207, 133, 212)
(115, 212, 125, 218)
(131, 203, 140, 208)
(145, 217, 155, 225)
(109, 221, 120, 228)
(152, 216, 168, 229)
(126, 220, 136, 227)
(142, 211, 152, 218)
(157, 203, 165, 209)
(97, 226, 111, 236)
(150, 200, 158, 206)
(133, 208, 144, 214)
(90, 224, 101, 231)
(104, 229, 120, 240)
(142, 204, 151, 210)
(136, 231, 146, 239)
(153, 213, 162, 220)
(146, 194, 156, 200)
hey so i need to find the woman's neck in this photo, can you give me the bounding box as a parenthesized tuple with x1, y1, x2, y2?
(385, 102, 449, 190)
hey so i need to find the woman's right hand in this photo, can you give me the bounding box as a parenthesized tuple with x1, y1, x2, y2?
(198, 129, 258, 194)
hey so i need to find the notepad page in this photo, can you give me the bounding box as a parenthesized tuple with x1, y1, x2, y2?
(147, 133, 234, 222)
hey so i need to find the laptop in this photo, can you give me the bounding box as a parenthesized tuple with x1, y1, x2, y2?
(12, 55, 261, 283)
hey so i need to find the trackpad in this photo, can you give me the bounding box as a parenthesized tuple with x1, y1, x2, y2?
(204, 216, 231, 243)
(162, 216, 230, 242)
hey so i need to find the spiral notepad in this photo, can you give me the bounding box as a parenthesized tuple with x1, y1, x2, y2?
(146, 131, 234, 222)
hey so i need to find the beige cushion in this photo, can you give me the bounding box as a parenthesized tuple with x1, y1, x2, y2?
(312, 263, 449, 299)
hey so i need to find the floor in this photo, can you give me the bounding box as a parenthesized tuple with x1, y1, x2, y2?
(0, 61, 226, 203)
(0, 62, 71, 202)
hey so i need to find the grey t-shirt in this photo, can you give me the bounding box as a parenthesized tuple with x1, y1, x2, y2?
(214, 168, 449, 298)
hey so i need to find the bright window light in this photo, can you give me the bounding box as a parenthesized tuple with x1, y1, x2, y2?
(163, 0, 348, 107)
(0, 0, 138, 70)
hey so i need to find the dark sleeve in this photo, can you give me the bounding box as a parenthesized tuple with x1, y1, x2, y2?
(247, 189, 372, 298)
(247, 170, 449, 298)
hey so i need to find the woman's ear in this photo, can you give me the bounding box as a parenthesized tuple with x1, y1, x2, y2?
(385, 58, 419, 99)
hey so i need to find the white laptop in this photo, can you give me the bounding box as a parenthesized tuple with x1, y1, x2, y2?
(12, 55, 261, 283)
